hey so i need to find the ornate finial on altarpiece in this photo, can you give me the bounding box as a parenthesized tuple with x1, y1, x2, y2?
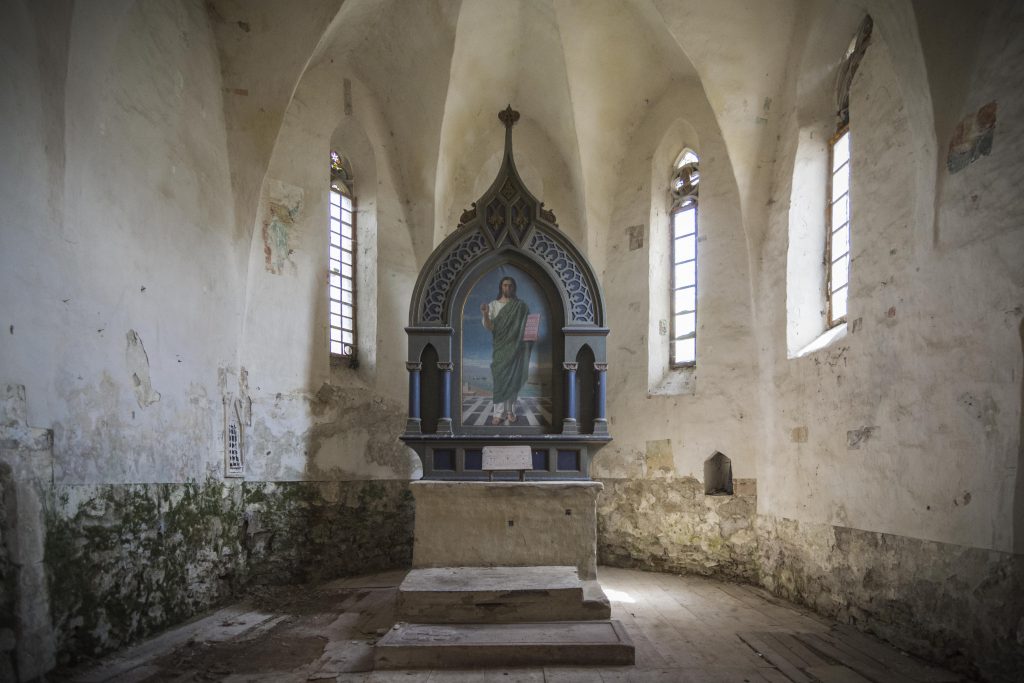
(498, 105, 520, 129)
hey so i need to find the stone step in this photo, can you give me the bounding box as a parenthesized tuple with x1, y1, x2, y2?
(375, 620, 635, 669)
(397, 566, 610, 623)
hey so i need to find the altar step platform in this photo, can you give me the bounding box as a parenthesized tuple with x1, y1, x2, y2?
(376, 565, 634, 669)
(396, 566, 610, 623)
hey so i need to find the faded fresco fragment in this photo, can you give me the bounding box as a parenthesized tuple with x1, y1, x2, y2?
(262, 179, 304, 274)
(947, 101, 997, 174)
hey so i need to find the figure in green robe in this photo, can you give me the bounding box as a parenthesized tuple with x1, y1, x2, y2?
(480, 276, 531, 425)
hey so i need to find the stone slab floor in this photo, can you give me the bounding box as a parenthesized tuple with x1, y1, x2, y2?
(59, 567, 963, 682)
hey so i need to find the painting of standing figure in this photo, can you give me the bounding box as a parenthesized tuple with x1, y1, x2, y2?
(462, 265, 552, 428)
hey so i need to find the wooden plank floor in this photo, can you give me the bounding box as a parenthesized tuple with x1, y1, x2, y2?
(60, 566, 966, 682)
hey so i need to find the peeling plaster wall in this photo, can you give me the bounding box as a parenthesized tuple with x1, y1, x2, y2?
(761, 3, 1023, 562)
(1, 1, 417, 672)
(310, 0, 461, 266)
(755, 5, 1024, 681)
(595, 82, 760, 484)
(3, 1, 1024, 679)
(591, 74, 762, 588)
(239, 59, 419, 482)
(0, 0, 73, 451)
(45, 0, 242, 485)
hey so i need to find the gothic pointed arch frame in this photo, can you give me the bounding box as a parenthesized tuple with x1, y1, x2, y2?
(402, 107, 611, 480)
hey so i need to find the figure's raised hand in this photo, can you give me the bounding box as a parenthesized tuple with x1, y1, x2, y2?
(480, 303, 489, 316)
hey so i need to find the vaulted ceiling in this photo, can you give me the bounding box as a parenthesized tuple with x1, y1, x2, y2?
(206, 0, 804, 263)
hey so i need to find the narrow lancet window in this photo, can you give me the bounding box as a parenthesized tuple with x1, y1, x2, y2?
(827, 129, 850, 324)
(828, 15, 871, 328)
(670, 150, 700, 366)
(329, 151, 356, 357)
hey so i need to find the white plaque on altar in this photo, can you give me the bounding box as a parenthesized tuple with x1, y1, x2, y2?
(482, 445, 532, 471)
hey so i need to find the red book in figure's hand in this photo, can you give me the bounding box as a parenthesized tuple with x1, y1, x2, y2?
(523, 314, 541, 342)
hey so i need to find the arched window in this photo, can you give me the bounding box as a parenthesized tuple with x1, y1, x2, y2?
(827, 16, 871, 328)
(329, 151, 356, 358)
(670, 149, 699, 366)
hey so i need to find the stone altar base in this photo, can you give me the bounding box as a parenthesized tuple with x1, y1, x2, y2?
(409, 480, 602, 579)
(379, 480, 634, 669)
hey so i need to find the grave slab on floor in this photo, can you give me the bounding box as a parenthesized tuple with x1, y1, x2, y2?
(374, 620, 635, 669)
(396, 566, 610, 623)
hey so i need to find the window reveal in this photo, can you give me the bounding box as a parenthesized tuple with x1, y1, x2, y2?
(329, 151, 356, 357)
(827, 128, 851, 325)
(670, 149, 699, 367)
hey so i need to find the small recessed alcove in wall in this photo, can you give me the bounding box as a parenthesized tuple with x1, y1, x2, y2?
(704, 451, 733, 495)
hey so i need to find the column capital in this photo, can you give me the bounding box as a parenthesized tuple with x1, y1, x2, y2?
(437, 361, 454, 371)
(406, 362, 422, 372)
(594, 363, 608, 372)
(563, 362, 579, 371)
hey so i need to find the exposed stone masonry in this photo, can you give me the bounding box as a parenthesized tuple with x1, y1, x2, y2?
(45, 480, 414, 666)
(756, 516, 1024, 683)
(596, 477, 758, 582)
(0, 464, 15, 682)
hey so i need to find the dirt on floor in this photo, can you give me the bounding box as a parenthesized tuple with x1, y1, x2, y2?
(57, 573, 406, 682)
